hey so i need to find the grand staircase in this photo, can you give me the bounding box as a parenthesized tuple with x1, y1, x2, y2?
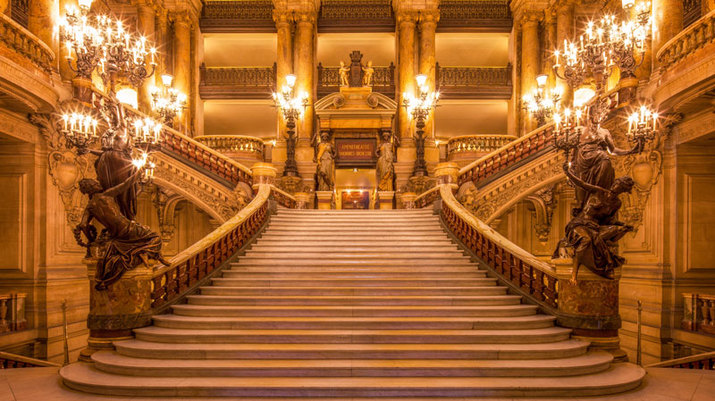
(61, 209, 645, 397)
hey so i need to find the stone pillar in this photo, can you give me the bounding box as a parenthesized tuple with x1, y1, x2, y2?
(172, 12, 192, 133)
(377, 191, 395, 209)
(555, 0, 574, 105)
(316, 191, 333, 210)
(520, 10, 542, 135)
(274, 10, 294, 144)
(191, 21, 202, 136)
(418, 10, 439, 139)
(58, 0, 75, 81)
(652, 0, 683, 69)
(28, 0, 57, 57)
(156, 9, 169, 77)
(137, 2, 156, 112)
(294, 10, 317, 185)
(396, 11, 417, 140)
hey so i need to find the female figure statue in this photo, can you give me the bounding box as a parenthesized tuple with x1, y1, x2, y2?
(315, 131, 336, 191)
(376, 131, 395, 191)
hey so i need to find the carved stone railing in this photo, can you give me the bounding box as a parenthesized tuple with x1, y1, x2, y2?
(414, 186, 441, 209)
(269, 185, 298, 209)
(682, 293, 715, 336)
(195, 135, 264, 160)
(436, 64, 512, 99)
(151, 183, 278, 310)
(0, 351, 61, 369)
(0, 293, 27, 335)
(648, 351, 715, 370)
(439, 0, 512, 31)
(447, 134, 517, 162)
(200, 0, 275, 32)
(439, 185, 559, 309)
(458, 124, 554, 187)
(199, 64, 276, 99)
(317, 63, 395, 98)
(0, 13, 55, 72)
(656, 10, 715, 70)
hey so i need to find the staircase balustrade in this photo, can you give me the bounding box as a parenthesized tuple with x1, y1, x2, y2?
(0, 351, 61, 369)
(681, 292, 715, 335)
(656, 10, 715, 70)
(447, 134, 517, 161)
(648, 351, 715, 370)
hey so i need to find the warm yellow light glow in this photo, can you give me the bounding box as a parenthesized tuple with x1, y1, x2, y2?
(415, 74, 427, 87)
(161, 74, 173, 87)
(116, 88, 138, 109)
(573, 87, 596, 107)
(536, 74, 548, 87)
(77, 0, 93, 10)
(622, 0, 635, 9)
(285, 74, 296, 88)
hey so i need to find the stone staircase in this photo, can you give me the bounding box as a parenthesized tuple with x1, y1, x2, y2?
(61, 209, 645, 397)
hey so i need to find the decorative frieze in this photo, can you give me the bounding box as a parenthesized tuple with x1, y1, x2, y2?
(200, 0, 275, 32)
(199, 64, 277, 99)
(438, 0, 512, 31)
(318, 0, 394, 31)
(436, 64, 513, 99)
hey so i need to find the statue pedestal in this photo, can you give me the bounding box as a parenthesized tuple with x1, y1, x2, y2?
(552, 258, 626, 361)
(79, 258, 153, 362)
(295, 192, 313, 209)
(401, 192, 417, 209)
(377, 191, 395, 209)
(316, 191, 333, 210)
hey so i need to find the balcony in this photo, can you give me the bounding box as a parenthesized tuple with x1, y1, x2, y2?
(447, 134, 516, 166)
(436, 64, 512, 99)
(316, 62, 395, 98)
(194, 135, 265, 166)
(199, 64, 277, 100)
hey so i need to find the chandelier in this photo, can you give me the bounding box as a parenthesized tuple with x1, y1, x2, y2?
(151, 74, 187, 126)
(403, 74, 439, 177)
(523, 74, 562, 127)
(58, 0, 157, 88)
(272, 74, 308, 177)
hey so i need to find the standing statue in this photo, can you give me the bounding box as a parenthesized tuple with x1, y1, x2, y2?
(315, 131, 336, 191)
(376, 131, 395, 191)
(555, 164, 635, 284)
(77, 167, 169, 290)
(362, 61, 374, 87)
(339, 61, 350, 87)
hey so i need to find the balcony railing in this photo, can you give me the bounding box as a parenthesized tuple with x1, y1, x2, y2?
(199, 64, 276, 99)
(0, 351, 60, 369)
(195, 135, 265, 160)
(436, 64, 512, 99)
(447, 135, 517, 161)
(200, 0, 275, 32)
(0, 13, 55, 72)
(0, 293, 27, 335)
(656, 10, 715, 70)
(649, 351, 715, 370)
(439, 0, 512, 31)
(682, 292, 715, 336)
(316, 62, 396, 98)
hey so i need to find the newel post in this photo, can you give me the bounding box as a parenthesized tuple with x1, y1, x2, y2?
(552, 258, 626, 361)
(251, 162, 277, 188)
(434, 162, 459, 185)
(79, 257, 154, 362)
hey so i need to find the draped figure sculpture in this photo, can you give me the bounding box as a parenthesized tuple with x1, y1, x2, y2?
(376, 131, 395, 191)
(315, 131, 336, 191)
(77, 168, 169, 290)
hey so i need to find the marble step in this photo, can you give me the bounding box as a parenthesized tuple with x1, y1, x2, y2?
(228, 266, 481, 273)
(187, 295, 522, 306)
(268, 218, 440, 225)
(247, 245, 462, 252)
(276, 210, 434, 215)
(253, 239, 457, 246)
(92, 351, 612, 378)
(256, 235, 452, 241)
(169, 304, 539, 318)
(112, 339, 588, 360)
(229, 260, 477, 267)
(222, 270, 484, 278)
(132, 326, 571, 345)
(210, 278, 498, 287)
(62, 363, 644, 397)
(241, 251, 469, 259)
(199, 286, 508, 296)
(152, 314, 557, 330)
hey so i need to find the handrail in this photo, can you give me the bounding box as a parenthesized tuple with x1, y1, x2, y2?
(414, 186, 441, 209)
(150, 184, 272, 309)
(0, 351, 61, 368)
(656, 10, 715, 69)
(0, 13, 55, 72)
(269, 184, 298, 209)
(438, 184, 559, 310)
(647, 351, 715, 369)
(194, 135, 265, 158)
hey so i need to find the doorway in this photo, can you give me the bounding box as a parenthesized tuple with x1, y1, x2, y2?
(334, 168, 376, 209)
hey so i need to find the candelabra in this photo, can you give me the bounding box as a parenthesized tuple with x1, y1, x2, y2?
(60, 112, 99, 152)
(523, 74, 562, 127)
(403, 74, 439, 177)
(58, 0, 157, 89)
(552, 107, 585, 156)
(273, 74, 308, 177)
(627, 105, 659, 146)
(151, 74, 187, 126)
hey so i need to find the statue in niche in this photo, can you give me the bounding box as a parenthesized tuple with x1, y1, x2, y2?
(76, 167, 170, 290)
(362, 61, 374, 87)
(376, 130, 395, 191)
(339, 61, 350, 87)
(315, 131, 336, 191)
(554, 163, 635, 284)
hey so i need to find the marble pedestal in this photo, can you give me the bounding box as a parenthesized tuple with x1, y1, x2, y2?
(377, 191, 395, 209)
(316, 191, 333, 210)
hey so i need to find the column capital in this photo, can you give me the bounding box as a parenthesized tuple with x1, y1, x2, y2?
(519, 9, 544, 26)
(294, 11, 317, 25)
(396, 10, 419, 26)
(272, 9, 293, 26)
(418, 9, 440, 26)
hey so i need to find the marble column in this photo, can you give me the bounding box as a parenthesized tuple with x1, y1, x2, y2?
(652, 0, 683, 69)
(58, 0, 75, 81)
(418, 10, 438, 138)
(397, 11, 417, 141)
(172, 12, 192, 133)
(137, 2, 156, 112)
(191, 21, 202, 136)
(274, 10, 293, 144)
(520, 11, 542, 135)
(555, 0, 574, 105)
(28, 0, 57, 58)
(155, 9, 169, 79)
(294, 11, 315, 141)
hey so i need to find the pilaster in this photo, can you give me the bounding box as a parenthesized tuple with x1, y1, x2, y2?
(652, 0, 684, 69)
